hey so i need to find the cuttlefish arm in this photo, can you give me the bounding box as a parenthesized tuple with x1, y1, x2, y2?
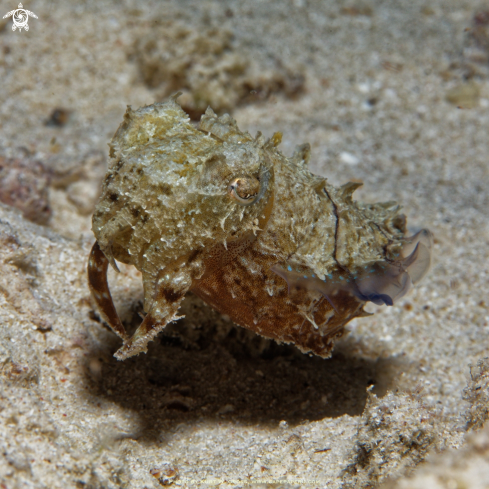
(352, 228, 433, 305)
(88, 241, 127, 340)
(271, 229, 434, 309)
(88, 241, 199, 360)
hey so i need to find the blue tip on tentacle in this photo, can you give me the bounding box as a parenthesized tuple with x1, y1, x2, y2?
(270, 229, 433, 309)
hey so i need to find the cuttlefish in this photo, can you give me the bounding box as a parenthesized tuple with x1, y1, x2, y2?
(88, 95, 432, 360)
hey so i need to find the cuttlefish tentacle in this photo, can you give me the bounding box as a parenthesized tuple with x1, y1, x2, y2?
(399, 229, 433, 284)
(352, 229, 433, 305)
(352, 260, 411, 306)
(87, 241, 127, 340)
(270, 264, 341, 313)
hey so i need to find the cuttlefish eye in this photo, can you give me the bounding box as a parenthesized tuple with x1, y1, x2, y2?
(228, 176, 260, 205)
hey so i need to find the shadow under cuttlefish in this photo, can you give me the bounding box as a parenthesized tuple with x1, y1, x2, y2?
(82, 293, 405, 445)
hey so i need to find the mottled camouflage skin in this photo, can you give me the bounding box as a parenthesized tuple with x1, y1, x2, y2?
(89, 96, 432, 360)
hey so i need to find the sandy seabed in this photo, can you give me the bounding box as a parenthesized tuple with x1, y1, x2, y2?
(0, 0, 488, 487)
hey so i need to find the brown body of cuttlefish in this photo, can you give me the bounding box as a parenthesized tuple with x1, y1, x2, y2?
(88, 95, 433, 360)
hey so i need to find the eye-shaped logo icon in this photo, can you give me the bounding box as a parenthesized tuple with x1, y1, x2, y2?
(3, 3, 38, 32)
